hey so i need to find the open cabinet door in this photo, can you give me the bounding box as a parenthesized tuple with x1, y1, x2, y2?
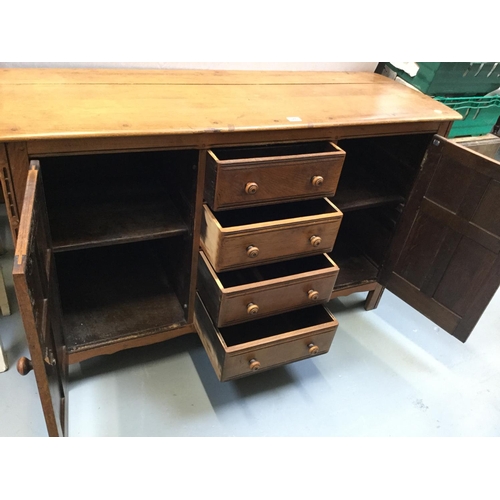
(13, 161, 68, 436)
(381, 136, 500, 343)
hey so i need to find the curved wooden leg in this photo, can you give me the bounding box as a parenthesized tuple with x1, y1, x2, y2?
(365, 284, 385, 311)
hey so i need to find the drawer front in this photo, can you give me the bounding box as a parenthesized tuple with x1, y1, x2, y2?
(206, 219, 341, 271)
(194, 295, 338, 382)
(197, 251, 339, 327)
(206, 143, 345, 210)
(201, 201, 343, 272)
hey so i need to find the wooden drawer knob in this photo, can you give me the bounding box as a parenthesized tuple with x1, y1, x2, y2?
(245, 182, 259, 195)
(308, 343, 319, 355)
(311, 176, 324, 187)
(309, 235, 322, 247)
(249, 358, 261, 371)
(17, 357, 33, 376)
(247, 245, 259, 258)
(308, 289, 319, 301)
(247, 303, 259, 315)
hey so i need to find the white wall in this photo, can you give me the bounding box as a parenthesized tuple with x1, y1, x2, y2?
(0, 62, 378, 72)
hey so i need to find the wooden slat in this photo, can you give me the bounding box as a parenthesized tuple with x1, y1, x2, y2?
(0, 70, 460, 143)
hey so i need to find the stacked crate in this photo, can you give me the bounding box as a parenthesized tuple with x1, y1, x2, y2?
(377, 62, 500, 138)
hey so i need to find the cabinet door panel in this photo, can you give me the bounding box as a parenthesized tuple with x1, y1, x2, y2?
(13, 161, 67, 436)
(382, 136, 500, 342)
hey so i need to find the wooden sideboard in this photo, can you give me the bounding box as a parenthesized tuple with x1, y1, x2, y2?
(1, 69, 499, 437)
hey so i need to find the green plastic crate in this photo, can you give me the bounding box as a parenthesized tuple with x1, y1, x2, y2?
(386, 62, 500, 96)
(434, 95, 500, 138)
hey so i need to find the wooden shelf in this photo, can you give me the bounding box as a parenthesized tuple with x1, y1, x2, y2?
(331, 171, 405, 212)
(331, 147, 405, 212)
(50, 194, 188, 252)
(55, 241, 187, 353)
(42, 152, 191, 252)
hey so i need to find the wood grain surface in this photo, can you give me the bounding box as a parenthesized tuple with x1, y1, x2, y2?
(0, 69, 461, 142)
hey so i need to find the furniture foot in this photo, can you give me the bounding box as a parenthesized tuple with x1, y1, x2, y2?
(365, 284, 384, 311)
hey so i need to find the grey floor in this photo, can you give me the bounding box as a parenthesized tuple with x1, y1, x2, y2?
(1, 208, 499, 437)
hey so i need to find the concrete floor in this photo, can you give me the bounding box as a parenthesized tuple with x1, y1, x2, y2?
(1, 209, 499, 437)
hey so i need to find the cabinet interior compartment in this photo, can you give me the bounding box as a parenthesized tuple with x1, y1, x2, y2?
(41, 150, 198, 252)
(41, 149, 200, 354)
(219, 306, 335, 347)
(55, 239, 188, 353)
(330, 205, 401, 290)
(333, 133, 433, 212)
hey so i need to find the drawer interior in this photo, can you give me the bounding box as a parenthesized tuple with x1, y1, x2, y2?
(217, 254, 336, 288)
(213, 198, 339, 227)
(211, 141, 338, 161)
(219, 306, 335, 347)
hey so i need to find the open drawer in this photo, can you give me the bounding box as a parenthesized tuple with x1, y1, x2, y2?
(201, 198, 343, 272)
(204, 141, 345, 210)
(198, 251, 339, 327)
(195, 294, 338, 381)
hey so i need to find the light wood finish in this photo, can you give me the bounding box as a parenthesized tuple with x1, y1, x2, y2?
(0, 69, 404, 86)
(308, 343, 320, 355)
(12, 163, 68, 436)
(0, 70, 460, 143)
(194, 294, 338, 382)
(25, 121, 455, 157)
(201, 199, 343, 272)
(3, 68, 483, 436)
(197, 251, 339, 327)
(204, 142, 345, 210)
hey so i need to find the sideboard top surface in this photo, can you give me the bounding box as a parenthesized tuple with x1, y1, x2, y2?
(0, 69, 461, 142)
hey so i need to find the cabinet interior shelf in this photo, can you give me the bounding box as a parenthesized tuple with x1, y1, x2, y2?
(49, 192, 188, 252)
(55, 241, 187, 353)
(42, 152, 192, 252)
(329, 239, 380, 290)
(331, 159, 405, 212)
